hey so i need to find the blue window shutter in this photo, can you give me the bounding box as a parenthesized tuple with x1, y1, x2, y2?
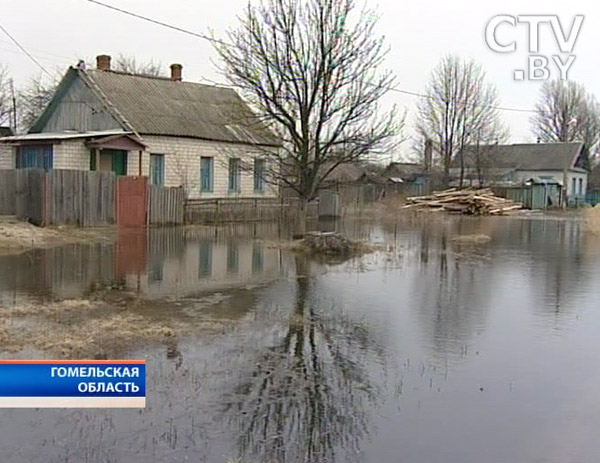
(254, 159, 265, 192)
(229, 158, 240, 192)
(150, 154, 165, 186)
(42, 146, 53, 171)
(200, 157, 213, 192)
(18, 145, 52, 170)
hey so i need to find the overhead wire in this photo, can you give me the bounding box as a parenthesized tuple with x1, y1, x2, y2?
(0, 22, 54, 77)
(81, 0, 536, 115)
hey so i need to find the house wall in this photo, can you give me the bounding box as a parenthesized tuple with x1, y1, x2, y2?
(0, 144, 14, 169)
(513, 170, 588, 197)
(53, 139, 91, 170)
(450, 167, 588, 197)
(142, 135, 278, 200)
(40, 77, 122, 133)
(3, 135, 278, 200)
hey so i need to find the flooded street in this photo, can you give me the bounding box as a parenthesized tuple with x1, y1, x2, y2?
(1, 216, 600, 462)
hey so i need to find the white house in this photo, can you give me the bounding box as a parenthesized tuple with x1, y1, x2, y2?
(0, 55, 281, 199)
(450, 142, 591, 200)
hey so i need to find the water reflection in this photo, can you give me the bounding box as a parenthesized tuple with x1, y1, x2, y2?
(0, 223, 293, 304)
(1, 216, 600, 462)
(221, 255, 384, 463)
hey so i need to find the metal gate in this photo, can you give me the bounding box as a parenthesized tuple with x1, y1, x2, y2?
(116, 176, 148, 227)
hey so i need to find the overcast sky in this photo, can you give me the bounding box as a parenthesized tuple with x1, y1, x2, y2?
(2, 0, 599, 160)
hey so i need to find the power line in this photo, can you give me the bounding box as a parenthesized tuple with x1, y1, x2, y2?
(0, 45, 73, 68)
(83, 0, 535, 114)
(387, 87, 536, 113)
(0, 22, 53, 77)
(85, 0, 226, 45)
(0, 38, 75, 61)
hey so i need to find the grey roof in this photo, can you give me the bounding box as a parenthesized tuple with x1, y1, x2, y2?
(385, 162, 425, 179)
(454, 142, 586, 171)
(84, 70, 280, 146)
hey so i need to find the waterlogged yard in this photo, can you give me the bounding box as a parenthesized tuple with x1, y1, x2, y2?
(1, 216, 600, 463)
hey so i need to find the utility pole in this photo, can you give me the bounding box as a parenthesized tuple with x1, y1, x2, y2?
(9, 78, 17, 133)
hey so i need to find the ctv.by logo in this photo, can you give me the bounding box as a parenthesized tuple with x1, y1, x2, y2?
(485, 15, 584, 81)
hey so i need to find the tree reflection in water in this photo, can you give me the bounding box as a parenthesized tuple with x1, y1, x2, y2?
(222, 255, 385, 463)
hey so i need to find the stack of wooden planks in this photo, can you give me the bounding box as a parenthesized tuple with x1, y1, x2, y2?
(402, 188, 525, 215)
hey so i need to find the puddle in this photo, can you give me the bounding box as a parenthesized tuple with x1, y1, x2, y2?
(1, 217, 600, 462)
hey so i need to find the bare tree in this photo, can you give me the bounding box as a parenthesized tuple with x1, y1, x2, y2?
(214, 0, 401, 226)
(531, 80, 600, 161)
(416, 56, 508, 186)
(0, 64, 13, 127)
(113, 54, 165, 77)
(17, 73, 61, 132)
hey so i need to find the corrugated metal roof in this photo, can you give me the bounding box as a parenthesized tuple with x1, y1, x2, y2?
(85, 70, 280, 146)
(454, 142, 586, 171)
(385, 162, 425, 178)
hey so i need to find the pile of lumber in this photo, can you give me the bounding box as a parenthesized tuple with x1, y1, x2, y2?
(403, 188, 525, 215)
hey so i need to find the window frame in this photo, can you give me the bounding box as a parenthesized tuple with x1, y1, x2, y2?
(16, 144, 53, 171)
(254, 158, 266, 193)
(200, 156, 214, 193)
(228, 158, 241, 193)
(149, 153, 165, 186)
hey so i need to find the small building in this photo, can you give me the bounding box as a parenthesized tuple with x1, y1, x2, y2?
(0, 55, 281, 200)
(384, 162, 430, 185)
(0, 127, 13, 137)
(451, 142, 590, 203)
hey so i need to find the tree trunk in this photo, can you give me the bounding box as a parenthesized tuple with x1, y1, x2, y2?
(296, 196, 308, 236)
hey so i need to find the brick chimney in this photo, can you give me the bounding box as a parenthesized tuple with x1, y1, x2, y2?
(96, 54, 111, 71)
(170, 63, 182, 82)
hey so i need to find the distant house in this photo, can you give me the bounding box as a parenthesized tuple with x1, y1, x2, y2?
(451, 142, 590, 200)
(384, 162, 429, 185)
(323, 162, 385, 186)
(0, 55, 280, 199)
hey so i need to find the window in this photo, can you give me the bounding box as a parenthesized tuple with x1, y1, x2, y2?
(579, 178, 584, 195)
(90, 149, 97, 171)
(254, 159, 266, 192)
(572, 178, 577, 196)
(150, 154, 165, 186)
(228, 158, 241, 193)
(200, 157, 213, 192)
(17, 145, 53, 171)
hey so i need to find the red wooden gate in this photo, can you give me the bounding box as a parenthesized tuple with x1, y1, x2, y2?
(116, 176, 148, 227)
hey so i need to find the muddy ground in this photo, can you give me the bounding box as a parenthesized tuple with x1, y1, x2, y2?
(0, 286, 258, 359)
(585, 204, 600, 234)
(0, 218, 114, 255)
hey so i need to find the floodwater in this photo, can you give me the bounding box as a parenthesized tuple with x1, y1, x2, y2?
(1, 216, 600, 463)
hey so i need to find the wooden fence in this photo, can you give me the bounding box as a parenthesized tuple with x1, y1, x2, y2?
(1, 169, 186, 227)
(1, 169, 311, 227)
(0, 169, 17, 215)
(149, 185, 184, 225)
(184, 197, 318, 224)
(1, 169, 48, 225)
(49, 170, 115, 226)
